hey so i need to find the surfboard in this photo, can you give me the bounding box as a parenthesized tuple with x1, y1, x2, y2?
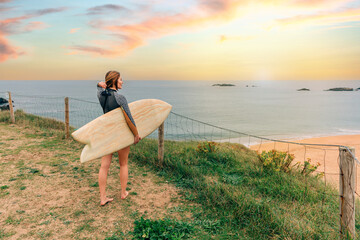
(71, 99, 172, 163)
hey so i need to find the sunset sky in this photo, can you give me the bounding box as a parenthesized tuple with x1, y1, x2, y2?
(0, 0, 359, 81)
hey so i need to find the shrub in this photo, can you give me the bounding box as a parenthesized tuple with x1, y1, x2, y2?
(258, 150, 321, 176)
(300, 158, 320, 176)
(258, 150, 294, 173)
(196, 141, 217, 154)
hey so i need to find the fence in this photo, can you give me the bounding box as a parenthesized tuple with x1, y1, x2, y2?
(1, 91, 359, 239)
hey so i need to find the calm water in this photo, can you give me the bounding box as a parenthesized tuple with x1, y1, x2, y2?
(0, 80, 359, 140)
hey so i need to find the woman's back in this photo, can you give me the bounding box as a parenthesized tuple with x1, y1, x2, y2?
(98, 88, 119, 114)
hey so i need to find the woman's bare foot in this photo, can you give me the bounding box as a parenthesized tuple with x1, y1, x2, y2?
(121, 191, 129, 200)
(100, 197, 114, 206)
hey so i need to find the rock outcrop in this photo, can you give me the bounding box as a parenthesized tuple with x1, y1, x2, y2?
(212, 84, 235, 87)
(325, 88, 353, 91)
(0, 97, 13, 111)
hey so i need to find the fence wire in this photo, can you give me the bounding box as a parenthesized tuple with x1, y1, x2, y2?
(1, 92, 359, 239)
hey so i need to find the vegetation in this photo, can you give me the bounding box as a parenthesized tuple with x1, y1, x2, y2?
(0, 110, 359, 239)
(130, 138, 360, 239)
(131, 217, 194, 239)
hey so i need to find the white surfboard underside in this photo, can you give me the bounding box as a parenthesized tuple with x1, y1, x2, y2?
(71, 99, 172, 163)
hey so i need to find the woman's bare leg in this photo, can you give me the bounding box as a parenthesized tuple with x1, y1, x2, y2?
(99, 153, 114, 205)
(118, 146, 130, 199)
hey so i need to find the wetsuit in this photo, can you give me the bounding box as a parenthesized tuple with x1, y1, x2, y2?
(97, 85, 138, 137)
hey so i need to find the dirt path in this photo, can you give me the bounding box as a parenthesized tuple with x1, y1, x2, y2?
(0, 123, 194, 239)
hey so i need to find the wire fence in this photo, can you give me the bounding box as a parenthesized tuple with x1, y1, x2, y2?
(1, 91, 359, 239)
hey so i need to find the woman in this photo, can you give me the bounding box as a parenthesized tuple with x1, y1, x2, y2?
(97, 70, 141, 206)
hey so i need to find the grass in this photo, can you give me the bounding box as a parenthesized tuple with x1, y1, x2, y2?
(0, 109, 359, 239)
(129, 138, 360, 239)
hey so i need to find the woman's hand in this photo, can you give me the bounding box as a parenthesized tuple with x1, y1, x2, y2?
(134, 135, 141, 144)
(98, 82, 106, 89)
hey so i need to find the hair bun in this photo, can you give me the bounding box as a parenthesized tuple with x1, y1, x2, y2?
(105, 70, 120, 89)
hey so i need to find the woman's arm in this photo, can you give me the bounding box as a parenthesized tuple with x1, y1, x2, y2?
(97, 82, 106, 99)
(114, 94, 140, 138)
(97, 82, 106, 88)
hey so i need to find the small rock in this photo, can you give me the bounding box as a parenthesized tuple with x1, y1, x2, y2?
(325, 87, 353, 91)
(212, 84, 235, 87)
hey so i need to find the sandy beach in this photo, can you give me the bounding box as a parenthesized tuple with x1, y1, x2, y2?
(250, 134, 360, 194)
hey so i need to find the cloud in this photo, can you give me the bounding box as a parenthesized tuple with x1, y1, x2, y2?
(66, 45, 115, 56)
(86, 4, 127, 15)
(0, 7, 68, 62)
(198, 0, 234, 13)
(261, 0, 355, 9)
(31, 7, 68, 16)
(69, 28, 80, 34)
(0, 0, 11, 3)
(0, 6, 14, 12)
(273, 7, 360, 27)
(219, 34, 255, 43)
(69, 0, 246, 57)
(0, 36, 23, 62)
(22, 21, 48, 32)
(289, 0, 354, 8)
(67, 0, 360, 57)
(0, 15, 32, 34)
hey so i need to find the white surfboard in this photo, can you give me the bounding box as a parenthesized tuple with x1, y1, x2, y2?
(71, 99, 172, 163)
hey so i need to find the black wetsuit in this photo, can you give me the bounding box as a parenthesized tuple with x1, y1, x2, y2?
(97, 86, 138, 136)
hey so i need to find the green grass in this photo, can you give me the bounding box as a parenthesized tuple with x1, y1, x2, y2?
(129, 138, 360, 239)
(0, 109, 70, 133)
(1, 109, 359, 239)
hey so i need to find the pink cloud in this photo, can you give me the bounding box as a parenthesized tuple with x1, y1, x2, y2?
(274, 7, 360, 27)
(68, 0, 360, 57)
(0, 35, 23, 62)
(69, 0, 246, 57)
(23, 21, 49, 32)
(0, 7, 67, 62)
(69, 28, 80, 34)
(66, 45, 115, 56)
(0, 6, 14, 12)
(261, 0, 354, 9)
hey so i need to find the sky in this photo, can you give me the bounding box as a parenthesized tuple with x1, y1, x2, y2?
(0, 0, 359, 81)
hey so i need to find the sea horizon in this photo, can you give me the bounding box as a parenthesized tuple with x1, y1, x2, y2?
(1, 79, 360, 142)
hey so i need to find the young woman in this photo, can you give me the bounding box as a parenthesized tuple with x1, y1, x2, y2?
(97, 70, 141, 206)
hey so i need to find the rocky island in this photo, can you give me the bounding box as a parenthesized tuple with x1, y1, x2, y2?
(325, 88, 353, 91)
(0, 97, 13, 111)
(297, 88, 310, 91)
(212, 84, 235, 87)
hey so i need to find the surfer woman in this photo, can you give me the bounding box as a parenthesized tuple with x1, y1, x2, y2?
(96, 71, 141, 206)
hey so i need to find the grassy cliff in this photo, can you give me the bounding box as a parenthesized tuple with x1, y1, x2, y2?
(0, 110, 359, 239)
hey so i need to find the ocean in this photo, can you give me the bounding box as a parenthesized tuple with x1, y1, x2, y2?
(0, 80, 359, 141)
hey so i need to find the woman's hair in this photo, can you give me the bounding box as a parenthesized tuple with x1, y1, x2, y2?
(105, 71, 120, 89)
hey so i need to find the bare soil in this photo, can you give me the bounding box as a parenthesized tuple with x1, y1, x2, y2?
(0, 123, 196, 239)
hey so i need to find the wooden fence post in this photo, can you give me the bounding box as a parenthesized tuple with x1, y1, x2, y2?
(158, 122, 164, 166)
(65, 97, 69, 139)
(8, 92, 15, 123)
(339, 147, 356, 239)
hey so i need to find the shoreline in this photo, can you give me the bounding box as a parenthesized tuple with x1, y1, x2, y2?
(215, 133, 360, 149)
